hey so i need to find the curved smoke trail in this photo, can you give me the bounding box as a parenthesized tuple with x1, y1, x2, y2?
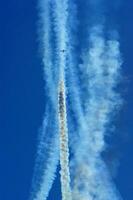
(70, 26, 122, 200)
(30, 0, 123, 200)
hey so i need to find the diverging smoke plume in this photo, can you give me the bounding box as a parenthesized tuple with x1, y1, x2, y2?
(70, 25, 122, 200)
(30, 1, 123, 200)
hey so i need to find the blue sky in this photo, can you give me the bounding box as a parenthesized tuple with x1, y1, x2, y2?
(0, 0, 133, 200)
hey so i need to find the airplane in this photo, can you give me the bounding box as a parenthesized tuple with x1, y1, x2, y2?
(61, 49, 66, 53)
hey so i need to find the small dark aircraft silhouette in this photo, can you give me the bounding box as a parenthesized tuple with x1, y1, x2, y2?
(61, 49, 65, 53)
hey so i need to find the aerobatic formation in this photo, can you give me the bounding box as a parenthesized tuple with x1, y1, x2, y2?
(30, 0, 122, 200)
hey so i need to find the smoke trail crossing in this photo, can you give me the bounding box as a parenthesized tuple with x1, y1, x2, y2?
(30, 1, 122, 200)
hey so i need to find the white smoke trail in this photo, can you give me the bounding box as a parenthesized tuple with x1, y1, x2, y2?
(38, 0, 56, 103)
(51, 0, 68, 77)
(51, 0, 73, 199)
(64, 1, 89, 156)
(70, 25, 122, 200)
(58, 80, 72, 200)
(30, 0, 59, 199)
(31, 0, 73, 199)
(30, 106, 59, 200)
(30, 0, 123, 199)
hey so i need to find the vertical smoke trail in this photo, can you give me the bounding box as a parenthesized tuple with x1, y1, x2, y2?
(31, 0, 73, 199)
(30, 0, 60, 200)
(30, 0, 123, 199)
(65, 1, 89, 155)
(38, 0, 56, 102)
(51, 0, 72, 198)
(58, 80, 72, 200)
(51, 0, 68, 77)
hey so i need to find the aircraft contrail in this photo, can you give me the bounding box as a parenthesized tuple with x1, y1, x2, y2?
(30, 1, 123, 200)
(29, 0, 59, 200)
(58, 80, 72, 200)
(52, 0, 72, 198)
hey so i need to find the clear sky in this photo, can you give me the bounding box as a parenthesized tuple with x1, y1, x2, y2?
(0, 0, 133, 200)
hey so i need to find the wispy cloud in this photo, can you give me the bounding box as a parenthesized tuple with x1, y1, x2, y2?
(70, 25, 122, 200)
